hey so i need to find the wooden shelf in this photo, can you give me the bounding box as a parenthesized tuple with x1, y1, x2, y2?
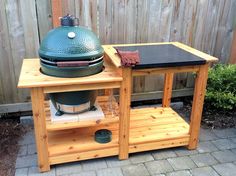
(47, 106, 189, 165)
(48, 124, 119, 164)
(46, 96, 119, 131)
(129, 107, 190, 153)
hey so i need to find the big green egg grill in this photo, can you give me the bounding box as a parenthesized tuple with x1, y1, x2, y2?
(39, 14, 104, 115)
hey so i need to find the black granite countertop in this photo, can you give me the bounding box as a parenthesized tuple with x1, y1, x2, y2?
(115, 44, 206, 69)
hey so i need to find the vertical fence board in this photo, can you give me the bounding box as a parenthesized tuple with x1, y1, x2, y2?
(19, 0, 39, 58)
(5, 0, 29, 102)
(62, 0, 75, 16)
(144, 0, 163, 92)
(98, 0, 113, 44)
(75, 0, 98, 34)
(36, 0, 53, 42)
(0, 0, 18, 103)
(133, 0, 149, 93)
(215, 0, 236, 63)
(170, 0, 187, 90)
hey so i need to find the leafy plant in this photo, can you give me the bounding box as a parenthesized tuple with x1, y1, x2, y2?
(205, 64, 236, 110)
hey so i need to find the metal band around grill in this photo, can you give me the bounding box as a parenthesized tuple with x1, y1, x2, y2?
(56, 101, 91, 114)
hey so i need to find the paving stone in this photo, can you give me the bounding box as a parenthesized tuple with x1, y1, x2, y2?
(20, 116, 33, 125)
(81, 159, 107, 171)
(197, 141, 218, 153)
(190, 153, 218, 167)
(28, 166, 55, 176)
(213, 163, 236, 176)
(166, 170, 192, 176)
(17, 145, 27, 156)
(122, 163, 149, 176)
(129, 152, 154, 164)
(106, 157, 131, 167)
(97, 167, 123, 176)
(145, 160, 173, 175)
(15, 154, 37, 168)
(167, 156, 196, 170)
(213, 128, 236, 138)
(199, 129, 218, 142)
(174, 147, 198, 156)
(230, 137, 236, 143)
(67, 171, 96, 176)
(231, 148, 236, 154)
(18, 130, 35, 145)
(152, 149, 177, 160)
(211, 150, 236, 163)
(28, 144, 37, 155)
(15, 168, 28, 176)
(191, 166, 219, 176)
(56, 163, 82, 176)
(212, 139, 236, 150)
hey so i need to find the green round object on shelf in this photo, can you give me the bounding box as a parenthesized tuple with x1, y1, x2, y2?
(95, 129, 112, 143)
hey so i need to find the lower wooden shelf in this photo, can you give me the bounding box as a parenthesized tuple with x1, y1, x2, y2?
(129, 107, 190, 153)
(48, 124, 119, 164)
(47, 106, 189, 165)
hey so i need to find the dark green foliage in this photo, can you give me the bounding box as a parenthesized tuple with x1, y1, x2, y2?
(205, 64, 236, 110)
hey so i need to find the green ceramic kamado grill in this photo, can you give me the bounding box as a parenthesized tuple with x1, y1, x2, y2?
(39, 14, 104, 116)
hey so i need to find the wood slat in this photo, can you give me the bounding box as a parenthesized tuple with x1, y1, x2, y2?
(19, 0, 39, 58)
(50, 147, 118, 165)
(129, 137, 189, 153)
(36, 0, 53, 42)
(51, 0, 62, 28)
(132, 65, 200, 76)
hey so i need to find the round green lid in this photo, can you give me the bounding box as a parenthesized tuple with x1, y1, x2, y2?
(39, 24, 103, 61)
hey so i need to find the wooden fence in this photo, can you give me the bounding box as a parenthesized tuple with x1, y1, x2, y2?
(0, 0, 236, 108)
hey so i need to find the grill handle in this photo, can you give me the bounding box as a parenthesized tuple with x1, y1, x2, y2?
(57, 61, 89, 67)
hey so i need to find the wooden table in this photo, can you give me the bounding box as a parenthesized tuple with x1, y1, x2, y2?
(103, 42, 218, 159)
(18, 42, 218, 172)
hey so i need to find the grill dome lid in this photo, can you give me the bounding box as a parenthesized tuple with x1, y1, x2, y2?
(39, 14, 104, 61)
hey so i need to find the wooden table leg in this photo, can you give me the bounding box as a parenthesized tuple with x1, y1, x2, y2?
(188, 64, 209, 149)
(162, 73, 174, 107)
(31, 88, 50, 172)
(119, 68, 132, 159)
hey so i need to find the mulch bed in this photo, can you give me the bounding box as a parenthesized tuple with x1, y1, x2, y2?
(0, 118, 27, 176)
(175, 98, 236, 129)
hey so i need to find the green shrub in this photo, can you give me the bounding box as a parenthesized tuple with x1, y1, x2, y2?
(205, 64, 236, 110)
